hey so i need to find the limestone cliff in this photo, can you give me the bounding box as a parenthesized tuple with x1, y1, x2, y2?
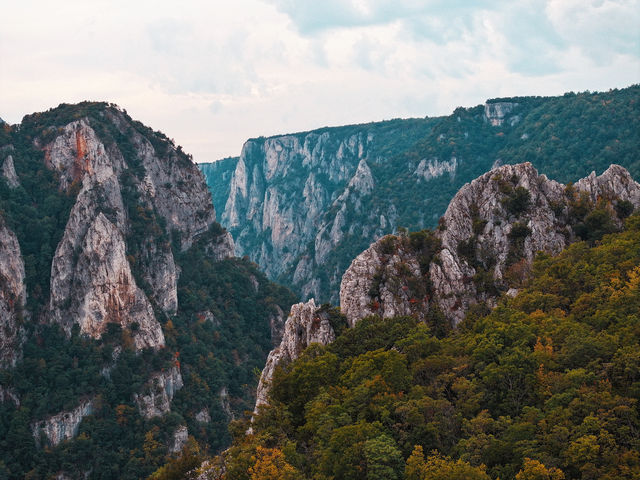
(134, 365, 184, 419)
(254, 299, 335, 412)
(42, 107, 233, 347)
(221, 120, 434, 304)
(31, 399, 94, 447)
(0, 215, 26, 367)
(213, 88, 640, 306)
(340, 163, 640, 326)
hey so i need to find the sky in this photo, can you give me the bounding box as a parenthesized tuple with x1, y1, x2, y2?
(1, 0, 639, 162)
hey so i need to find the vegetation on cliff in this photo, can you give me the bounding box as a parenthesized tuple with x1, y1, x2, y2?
(221, 214, 640, 480)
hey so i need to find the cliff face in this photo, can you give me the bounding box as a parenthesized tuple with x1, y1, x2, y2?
(220, 120, 435, 303)
(31, 399, 94, 447)
(212, 87, 640, 305)
(254, 299, 335, 412)
(0, 216, 26, 367)
(134, 365, 184, 419)
(41, 110, 233, 348)
(341, 163, 640, 326)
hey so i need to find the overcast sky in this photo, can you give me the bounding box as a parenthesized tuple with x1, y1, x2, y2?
(2, 0, 639, 162)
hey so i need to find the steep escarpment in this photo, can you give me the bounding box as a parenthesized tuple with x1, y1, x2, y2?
(213, 86, 640, 303)
(341, 163, 640, 327)
(0, 216, 26, 367)
(0, 102, 296, 479)
(254, 299, 338, 412)
(225, 215, 640, 480)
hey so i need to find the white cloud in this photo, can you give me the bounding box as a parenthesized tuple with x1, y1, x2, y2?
(0, 0, 638, 162)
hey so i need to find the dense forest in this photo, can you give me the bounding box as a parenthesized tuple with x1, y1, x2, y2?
(0, 103, 296, 479)
(218, 213, 640, 480)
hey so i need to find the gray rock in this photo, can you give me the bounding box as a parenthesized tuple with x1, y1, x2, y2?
(195, 408, 211, 423)
(0, 215, 26, 367)
(340, 163, 640, 327)
(134, 365, 183, 419)
(484, 102, 519, 126)
(169, 425, 189, 453)
(253, 299, 334, 413)
(1, 155, 19, 188)
(50, 213, 165, 350)
(31, 399, 93, 446)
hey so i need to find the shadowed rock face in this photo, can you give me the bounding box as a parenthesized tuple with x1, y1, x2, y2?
(340, 163, 640, 327)
(0, 215, 26, 367)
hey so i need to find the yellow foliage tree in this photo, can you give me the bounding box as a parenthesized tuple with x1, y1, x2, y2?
(248, 446, 300, 480)
(516, 458, 565, 480)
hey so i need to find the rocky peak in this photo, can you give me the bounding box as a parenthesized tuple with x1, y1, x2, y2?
(253, 299, 335, 412)
(340, 162, 640, 327)
(0, 215, 26, 367)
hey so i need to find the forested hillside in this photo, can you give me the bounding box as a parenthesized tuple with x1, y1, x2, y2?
(0, 103, 295, 479)
(205, 86, 640, 304)
(220, 213, 640, 480)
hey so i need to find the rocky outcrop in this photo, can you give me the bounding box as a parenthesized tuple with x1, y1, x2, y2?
(31, 399, 93, 446)
(0, 215, 26, 367)
(169, 425, 189, 453)
(43, 106, 234, 346)
(254, 299, 335, 412)
(340, 235, 426, 328)
(51, 213, 165, 349)
(484, 102, 520, 127)
(1, 155, 19, 188)
(222, 129, 398, 304)
(195, 408, 211, 423)
(340, 163, 640, 326)
(134, 365, 183, 419)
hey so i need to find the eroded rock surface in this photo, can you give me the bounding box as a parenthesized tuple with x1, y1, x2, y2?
(340, 163, 640, 326)
(134, 365, 183, 419)
(254, 299, 335, 412)
(0, 216, 26, 367)
(31, 399, 94, 446)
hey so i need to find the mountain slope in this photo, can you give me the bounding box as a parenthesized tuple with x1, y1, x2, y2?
(207, 86, 640, 304)
(0, 103, 295, 479)
(220, 212, 640, 480)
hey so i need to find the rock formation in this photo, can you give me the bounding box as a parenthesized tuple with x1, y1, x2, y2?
(31, 399, 94, 446)
(1, 154, 19, 188)
(0, 215, 26, 367)
(169, 425, 189, 453)
(221, 125, 421, 304)
(43, 109, 233, 347)
(134, 365, 184, 419)
(340, 163, 640, 326)
(254, 299, 335, 412)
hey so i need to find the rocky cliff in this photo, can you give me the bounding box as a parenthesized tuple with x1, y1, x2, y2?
(0, 216, 25, 367)
(134, 365, 184, 419)
(43, 111, 233, 346)
(0, 102, 298, 477)
(341, 163, 640, 327)
(31, 399, 94, 447)
(220, 119, 436, 304)
(254, 299, 335, 412)
(211, 87, 640, 304)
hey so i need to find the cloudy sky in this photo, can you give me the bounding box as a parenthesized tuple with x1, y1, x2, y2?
(2, 0, 639, 162)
